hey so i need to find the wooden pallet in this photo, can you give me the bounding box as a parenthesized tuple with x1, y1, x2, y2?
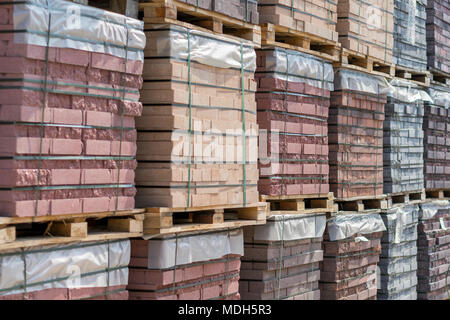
(334, 48, 395, 78)
(139, 0, 261, 46)
(394, 66, 431, 87)
(334, 194, 388, 214)
(143, 202, 267, 235)
(0, 209, 145, 247)
(424, 189, 450, 201)
(385, 189, 426, 208)
(260, 192, 335, 216)
(260, 23, 340, 62)
(429, 68, 450, 87)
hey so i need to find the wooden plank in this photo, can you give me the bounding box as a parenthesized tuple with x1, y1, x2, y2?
(0, 227, 15, 245)
(107, 216, 143, 233)
(192, 210, 224, 224)
(278, 200, 305, 211)
(48, 222, 88, 238)
(261, 192, 333, 201)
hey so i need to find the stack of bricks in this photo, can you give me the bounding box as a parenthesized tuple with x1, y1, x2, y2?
(393, 0, 427, 70)
(383, 81, 425, 193)
(258, 0, 338, 41)
(417, 201, 450, 300)
(329, 70, 386, 198)
(423, 84, 450, 189)
(337, 0, 394, 63)
(320, 216, 384, 300)
(240, 214, 326, 300)
(0, 0, 144, 216)
(135, 24, 259, 208)
(256, 48, 332, 196)
(426, 0, 450, 74)
(378, 205, 419, 300)
(0, 240, 130, 300)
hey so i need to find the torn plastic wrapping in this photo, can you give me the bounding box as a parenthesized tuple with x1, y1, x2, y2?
(146, 24, 256, 72)
(0, 240, 130, 296)
(258, 47, 334, 91)
(383, 204, 419, 244)
(419, 200, 450, 220)
(251, 214, 327, 242)
(13, 0, 145, 61)
(145, 229, 244, 269)
(333, 69, 391, 95)
(428, 85, 450, 109)
(387, 79, 432, 103)
(327, 213, 386, 241)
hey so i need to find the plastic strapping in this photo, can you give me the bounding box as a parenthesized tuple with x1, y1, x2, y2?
(21, 249, 28, 300)
(34, 0, 52, 218)
(240, 43, 247, 206)
(106, 240, 111, 299)
(186, 29, 193, 208)
(375, 85, 380, 196)
(276, 217, 285, 300)
(281, 51, 289, 195)
(224, 228, 231, 298)
(172, 233, 179, 295)
(246, 0, 249, 22)
(384, 0, 388, 62)
(290, 0, 294, 17)
(357, 0, 362, 53)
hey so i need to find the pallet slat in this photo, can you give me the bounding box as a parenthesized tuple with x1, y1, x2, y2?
(261, 192, 335, 216)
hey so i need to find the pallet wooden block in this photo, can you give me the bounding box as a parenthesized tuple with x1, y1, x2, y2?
(425, 189, 450, 200)
(385, 189, 426, 209)
(261, 193, 335, 215)
(394, 65, 431, 87)
(334, 48, 395, 78)
(334, 195, 388, 214)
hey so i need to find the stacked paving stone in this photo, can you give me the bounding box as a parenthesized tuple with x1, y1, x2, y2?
(337, 0, 394, 63)
(320, 213, 386, 300)
(0, 240, 130, 300)
(128, 229, 243, 300)
(135, 24, 259, 208)
(417, 200, 450, 300)
(258, 0, 338, 41)
(256, 48, 333, 196)
(0, 0, 145, 216)
(393, 0, 427, 71)
(240, 214, 326, 300)
(378, 204, 419, 300)
(383, 80, 429, 193)
(426, 0, 450, 74)
(423, 84, 450, 189)
(329, 69, 388, 198)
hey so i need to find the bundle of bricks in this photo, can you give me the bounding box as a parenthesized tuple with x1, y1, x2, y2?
(240, 214, 326, 300)
(128, 229, 243, 300)
(329, 69, 387, 198)
(378, 204, 419, 300)
(393, 0, 427, 70)
(320, 213, 386, 300)
(426, 0, 450, 75)
(423, 84, 450, 189)
(383, 80, 427, 193)
(417, 200, 450, 300)
(0, 239, 130, 300)
(256, 48, 333, 196)
(337, 0, 394, 63)
(136, 24, 259, 208)
(0, 0, 145, 216)
(258, 0, 338, 41)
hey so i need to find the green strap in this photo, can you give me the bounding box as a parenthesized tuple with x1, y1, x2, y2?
(291, 0, 294, 17)
(384, 0, 389, 62)
(186, 30, 192, 209)
(246, 0, 249, 22)
(106, 240, 111, 299)
(172, 233, 179, 296)
(224, 229, 231, 297)
(357, 0, 362, 53)
(277, 218, 285, 300)
(240, 43, 247, 206)
(21, 249, 28, 300)
(281, 51, 289, 196)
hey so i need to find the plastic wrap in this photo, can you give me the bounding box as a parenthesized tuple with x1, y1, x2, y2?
(428, 85, 450, 109)
(258, 47, 334, 91)
(327, 213, 387, 241)
(383, 205, 419, 244)
(333, 69, 391, 95)
(13, 0, 145, 61)
(419, 200, 450, 220)
(251, 213, 326, 242)
(0, 240, 130, 296)
(387, 79, 432, 103)
(145, 229, 244, 269)
(146, 24, 256, 72)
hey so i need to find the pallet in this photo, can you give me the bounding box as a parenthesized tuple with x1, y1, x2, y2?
(143, 202, 268, 235)
(260, 192, 335, 216)
(429, 68, 450, 87)
(394, 65, 431, 87)
(139, 0, 261, 46)
(385, 189, 426, 208)
(0, 209, 145, 247)
(334, 194, 388, 214)
(424, 189, 450, 201)
(260, 23, 340, 62)
(334, 48, 395, 78)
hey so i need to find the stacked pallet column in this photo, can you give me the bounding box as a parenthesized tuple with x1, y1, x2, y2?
(417, 200, 450, 300)
(128, 229, 243, 300)
(426, 0, 450, 75)
(378, 205, 419, 300)
(320, 213, 386, 300)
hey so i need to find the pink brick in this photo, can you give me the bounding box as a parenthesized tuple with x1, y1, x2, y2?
(111, 141, 136, 156)
(184, 265, 203, 281)
(86, 111, 112, 127)
(51, 198, 82, 215)
(202, 285, 221, 300)
(82, 197, 110, 213)
(58, 48, 89, 66)
(303, 144, 316, 155)
(204, 262, 226, 276)
(51, 169, 81, 185)
(52, 139, 82, 155)
(303, 123, 315, 135)
(15, 200, 50, 217)
(53, 108, 83, 125)
(82, 169, 112, 184)
(85, 140, 111, 156)
(179, 289, 201, 300)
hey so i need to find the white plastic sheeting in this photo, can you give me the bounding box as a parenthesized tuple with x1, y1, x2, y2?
(388, 79, 432, 103)
(334, 69, 391, 95)
(419, 200, 450, 220)
(146, 24, 256, 71)
(327, 213, 387, 241)
(145, 229, 244, 269)
(259, 47, 334, 91)
(13, 0, 145, 61)
(0, 240, 130, 296)
(428, 86, 450, 109)
(384, 204, 419, 244)
(250, 214, 326, 242)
